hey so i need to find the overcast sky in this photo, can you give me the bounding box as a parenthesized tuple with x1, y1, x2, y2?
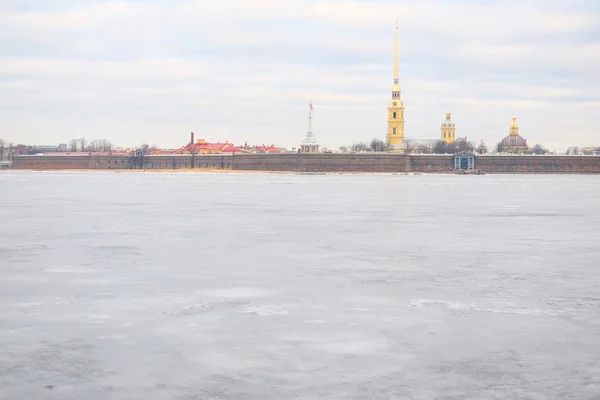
(1, 0, 599, 150)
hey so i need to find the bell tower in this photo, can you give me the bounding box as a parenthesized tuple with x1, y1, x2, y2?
(386, 22, 405, 151)
(441, 109, 456, 144)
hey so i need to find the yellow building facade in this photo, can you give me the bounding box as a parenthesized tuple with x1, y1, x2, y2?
(386, 23, 405, 150)
(441, 110, 456, 144)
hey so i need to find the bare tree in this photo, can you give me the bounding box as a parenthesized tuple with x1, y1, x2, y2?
(566, 146, 580, 155)
(370, 138, 387, 152)
(456, 139, 475, 153)
(415, 144, 430, 154)
(7, 142, 14, 161)
(189, 143, 199, 169)
(87, 139, 113, 152)
(102, 139, 113, 152)
(339, 145, 348, 153)
(69, 139, 79, 152)
(0, 139, 5, 160)
(352, 142, 370, 152)
(129, 143, 149, 169)
(495, 142, 503, 153)
(79, 138, 88, 152)
(529, 144, 547, 155)
(403, 138, 415, 154)
(476, 139, 488, 154)
(88, 140, 100, 152)
(433, 140, 449, 154)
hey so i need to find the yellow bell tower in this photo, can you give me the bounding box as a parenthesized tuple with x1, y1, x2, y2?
(441, 109, 456, 144)
(386, 22, 405, 151)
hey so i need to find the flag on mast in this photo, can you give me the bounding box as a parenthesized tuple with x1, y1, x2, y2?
(309, 101, 314, 119)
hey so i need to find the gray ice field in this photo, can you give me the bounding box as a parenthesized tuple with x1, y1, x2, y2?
(1, 172, 599, 399)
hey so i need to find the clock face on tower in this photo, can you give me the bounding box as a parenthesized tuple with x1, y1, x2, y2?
(392, 101, 397, 106)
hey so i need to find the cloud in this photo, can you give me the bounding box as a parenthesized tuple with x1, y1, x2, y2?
(0, 0, 599, 151)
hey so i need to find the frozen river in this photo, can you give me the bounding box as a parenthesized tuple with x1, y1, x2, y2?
(1, 172, 600, 399)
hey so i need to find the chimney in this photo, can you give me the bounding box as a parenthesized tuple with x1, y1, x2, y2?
(191, 132, 195, 145)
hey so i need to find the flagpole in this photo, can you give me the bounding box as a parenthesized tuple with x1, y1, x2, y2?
(308, 100, 312, 133)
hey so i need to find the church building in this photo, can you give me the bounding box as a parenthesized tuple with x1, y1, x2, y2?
(498, 115, 528, 153)
(386, 23, 405, 151)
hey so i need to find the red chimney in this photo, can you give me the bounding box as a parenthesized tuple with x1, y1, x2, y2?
(191, 132, 194, 145)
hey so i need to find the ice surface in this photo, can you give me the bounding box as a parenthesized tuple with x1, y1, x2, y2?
(1, 172, 600, 399)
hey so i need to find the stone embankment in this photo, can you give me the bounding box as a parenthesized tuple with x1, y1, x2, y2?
(9, 153, 600, 174)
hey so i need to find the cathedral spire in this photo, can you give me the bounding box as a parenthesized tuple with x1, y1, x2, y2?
(394, 21, 399, 85)
(391, 22, 401, 99)
(386, 22, 405, 150)
(392, 21, 400, 99)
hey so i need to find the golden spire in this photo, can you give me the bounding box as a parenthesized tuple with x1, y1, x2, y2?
(510, 114, 519, 136)
(391, 22, 401, 99)
(394, 21, 399, 84)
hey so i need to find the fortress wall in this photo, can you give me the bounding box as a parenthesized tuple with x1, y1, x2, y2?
(92, 156, 129, 169)
(232, 153, 413, 173)
(477, 155, 600, 174)
(300, 153, 412, 173)
(9, 154, 600, 174)
(144, 155, 231, 170)
(232, 154, 299, 171)
(10, 155, 232, 171)
(410, 155, 454, 173)
(12, 155, 93, 169)
(12, 155, 123, 170)
(11, 155, 132, 170)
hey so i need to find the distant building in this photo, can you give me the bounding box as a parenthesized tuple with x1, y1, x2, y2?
(167, 134, 237, 154)
(34, 145, 60, 152)
(252, 145, 287, 154)
(582, 147, 600, 156)
(300, 101, 319, 153)
(168, 135, 286, 156)
(300, 133, 319, 153)
(441, 110, 456, 144)
(498, 115, 528, 153)
(31, 144, 68, 153)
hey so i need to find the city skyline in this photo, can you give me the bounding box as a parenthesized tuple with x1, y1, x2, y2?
(1, 0, 599, 151)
